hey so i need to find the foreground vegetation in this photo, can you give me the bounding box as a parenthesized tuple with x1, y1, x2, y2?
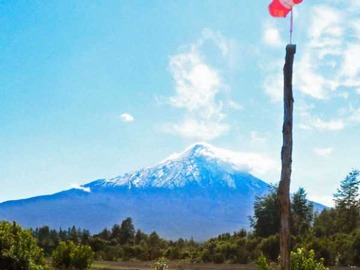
(0, 169, 359, 269)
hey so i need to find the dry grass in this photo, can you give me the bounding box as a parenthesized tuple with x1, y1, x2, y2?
(91, 261, 256, 270)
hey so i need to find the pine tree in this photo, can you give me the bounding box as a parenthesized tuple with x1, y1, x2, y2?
(250, 185, 280, 237)
(291, 187, 313, 236)
(119, 217, 135, 245)
(334, 169, 360, 233)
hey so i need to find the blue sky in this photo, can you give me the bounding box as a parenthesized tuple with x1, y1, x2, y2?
(1, 0, 359, 206)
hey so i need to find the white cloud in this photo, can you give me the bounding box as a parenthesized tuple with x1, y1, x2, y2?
(263, 3, 360, 107)
(300, 116, 345, 131)
(250, 131, 267, 148)
(296, 5, 343, 100)
(166, 118, 229, 141)
(163, 142, 279, 177)
(228, 100, 243, 110)
(311, 118, 345, 131)
(263, 23, 283, 47)
(120, 113, 134, 123)
(295, 4, 360, 101)
(263, 71, 283, 102)
(349, 107, 360, 124)
(298, 103, 360, 131)
(71, 184, 91, 193)
(340, 44, 360, 91)
(262, 3, 360, 133)
(196, 143, 278, 176)
(296, 52, 332, 99)
(166, 29, 233, 140)
(169, 51, 222, 116)
(313, 147, 334, 157)
(219, 151, 278, 177)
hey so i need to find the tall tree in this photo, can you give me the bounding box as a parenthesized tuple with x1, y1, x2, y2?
(291, 187, 313, 236)
(250, 185, 280, 238)
(119, 217, 135, 245)
(251, 186, 313, 238)
(334, 169, 360, 233)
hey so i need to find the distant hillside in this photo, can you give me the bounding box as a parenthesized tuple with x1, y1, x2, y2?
(0, 143, 326, 240)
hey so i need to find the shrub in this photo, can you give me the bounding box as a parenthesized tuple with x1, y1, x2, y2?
(52, 241, 94, 270)
(256, 254, 271, 270)
(256, 248, 328, 270)
(259, 235, 280, 262)
(290, 248, 328, 270)
(0, 221, 48, 270)
(153, 257, 168, 270)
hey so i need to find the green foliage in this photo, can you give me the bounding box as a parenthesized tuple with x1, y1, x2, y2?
(153, 257, 168, 270)
(291, 188, 314, 236)
(313, 209, 337, 237)
(256, 254, 271, 270)
(24, 169, 360, 266)
(111, 217, 135, 245)
(250, 185, 280, 238)
(259, 235, 279, 262)
(334, 169, 360, 233)
(52, 241, 94, 270)
(251, 186, 314, 239)
(256, 248, 328, 270)
(290, 248, 328, 270)
(0, 221, 48, 270)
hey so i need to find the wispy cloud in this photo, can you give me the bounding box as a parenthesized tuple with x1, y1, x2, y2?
(263, 22, 283, 47)
(120, 113, 134, 123)
(348, 106, 360, 124)
(227, 100, 243, 110)
(295, 4, 360, 100)
(262, 68, 283, 103)
(263, 3, 360, 99)
(250, 131, 268, 149)
(313, 147, 334, 157)
(71, 184, 91, 193)
(296, 5, 343, 100)
(166, 29, 233, 140)
(168, 118, 229, 141)
(263, 2, 360, 133)
(299, 115, 345, 131)
(310, 118, 345, 131)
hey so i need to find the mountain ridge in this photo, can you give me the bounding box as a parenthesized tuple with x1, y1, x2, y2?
(0, 143, 324, 240)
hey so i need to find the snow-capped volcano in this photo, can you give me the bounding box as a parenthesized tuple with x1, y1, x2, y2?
(89, 142, 275, 190)
(0, 143, 283, 240)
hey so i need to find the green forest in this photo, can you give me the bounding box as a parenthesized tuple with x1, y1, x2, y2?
(1, 169, 359, 270)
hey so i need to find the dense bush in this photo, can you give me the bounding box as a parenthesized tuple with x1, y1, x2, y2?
(0, 221, 47, 270)
(52, 241, 94, 270)
(153, 257, 168, 270)
(256, 248, 328, 270)
(290, 248, 328, 270)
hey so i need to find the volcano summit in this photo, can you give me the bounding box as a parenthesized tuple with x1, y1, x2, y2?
(0, 143, 273, 240)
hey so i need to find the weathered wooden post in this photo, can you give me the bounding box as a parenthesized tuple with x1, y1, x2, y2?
(279, 44, 296, 270)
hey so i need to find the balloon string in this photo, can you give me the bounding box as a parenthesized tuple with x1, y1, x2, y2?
(290, 9, 293, 44)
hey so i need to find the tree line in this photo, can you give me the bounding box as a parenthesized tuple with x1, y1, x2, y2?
(1, 169, 359, 269)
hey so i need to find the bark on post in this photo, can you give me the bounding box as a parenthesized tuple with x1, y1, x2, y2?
(279, 44, 296, 270)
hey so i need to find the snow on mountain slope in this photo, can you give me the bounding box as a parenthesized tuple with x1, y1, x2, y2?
(88, 142, 275, 190)
(0, 142, 308, 240)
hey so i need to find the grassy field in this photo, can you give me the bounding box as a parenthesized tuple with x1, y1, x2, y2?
(91, 261, 256, 270)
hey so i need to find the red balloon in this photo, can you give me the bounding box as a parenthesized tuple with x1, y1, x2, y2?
(269, 0, 303, 18)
